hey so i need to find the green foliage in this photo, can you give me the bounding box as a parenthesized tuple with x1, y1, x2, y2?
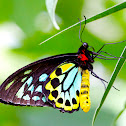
(41, 2, 126, 44)
(92, 46, 126, 126)
(46, 0, 59, 30)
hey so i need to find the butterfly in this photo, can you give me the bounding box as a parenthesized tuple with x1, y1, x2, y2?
(1, 40, 121, 113)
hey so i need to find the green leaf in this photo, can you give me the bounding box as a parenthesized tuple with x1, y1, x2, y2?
(46, 0, 60, 30)
(113, 102, 126, 126)
(40, 1, 126, 44)
(92, 46, 126, 126)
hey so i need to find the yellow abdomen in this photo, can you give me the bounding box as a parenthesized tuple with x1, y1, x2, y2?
(80, 69, 91, 112)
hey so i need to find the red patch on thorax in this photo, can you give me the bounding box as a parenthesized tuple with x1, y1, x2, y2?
(78, 54, 88, 61)
(78, 49, 89, 61)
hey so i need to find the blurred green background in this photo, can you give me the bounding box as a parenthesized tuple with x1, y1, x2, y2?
(0, 0, 126, 126)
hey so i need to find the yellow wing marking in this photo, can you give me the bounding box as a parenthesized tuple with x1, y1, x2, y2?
(79, 69, 91, 113)
(60, 63, 75, 73)
(50, 70, 57, 79)
(64, 105, 72, 111)
(5, 80, 15, 90)
(24, 69, 32, 75)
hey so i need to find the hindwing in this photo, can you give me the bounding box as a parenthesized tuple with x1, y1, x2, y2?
(43, 62, 83, 113)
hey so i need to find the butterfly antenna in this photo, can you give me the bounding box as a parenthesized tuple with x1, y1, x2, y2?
(78, 16, 87, 44)
(78, 18, 83, 43)
(81, 16, 86, 41)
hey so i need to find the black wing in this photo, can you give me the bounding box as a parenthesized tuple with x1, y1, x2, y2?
(0, 53, 77, 107)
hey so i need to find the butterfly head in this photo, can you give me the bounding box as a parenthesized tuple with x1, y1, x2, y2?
(83, 42, 88, 49)
(78, 42, 89, 53)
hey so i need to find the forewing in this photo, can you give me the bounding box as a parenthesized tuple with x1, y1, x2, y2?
(0, 53, 77, 107)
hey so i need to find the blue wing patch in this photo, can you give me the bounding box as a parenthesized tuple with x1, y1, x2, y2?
(15, 72, 49, 105)
(63, 67, 78, 90)
(39, 74, 48, 82)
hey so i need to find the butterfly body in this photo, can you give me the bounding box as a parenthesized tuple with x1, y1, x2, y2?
(0, 43, 94, 113)
(80, 69, 90, 112)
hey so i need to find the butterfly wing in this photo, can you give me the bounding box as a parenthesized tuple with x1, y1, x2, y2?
(0, 53, 77, 107)
(43, 62, 83, 113)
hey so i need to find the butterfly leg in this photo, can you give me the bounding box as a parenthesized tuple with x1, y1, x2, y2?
(92, 51, 121, 59)
(98, 51, 121, 58)
(90, 69, 120, 91)
(90, 69, 107, 89)
(96, 40, 126, 54)
(95, 57, 119, 60)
